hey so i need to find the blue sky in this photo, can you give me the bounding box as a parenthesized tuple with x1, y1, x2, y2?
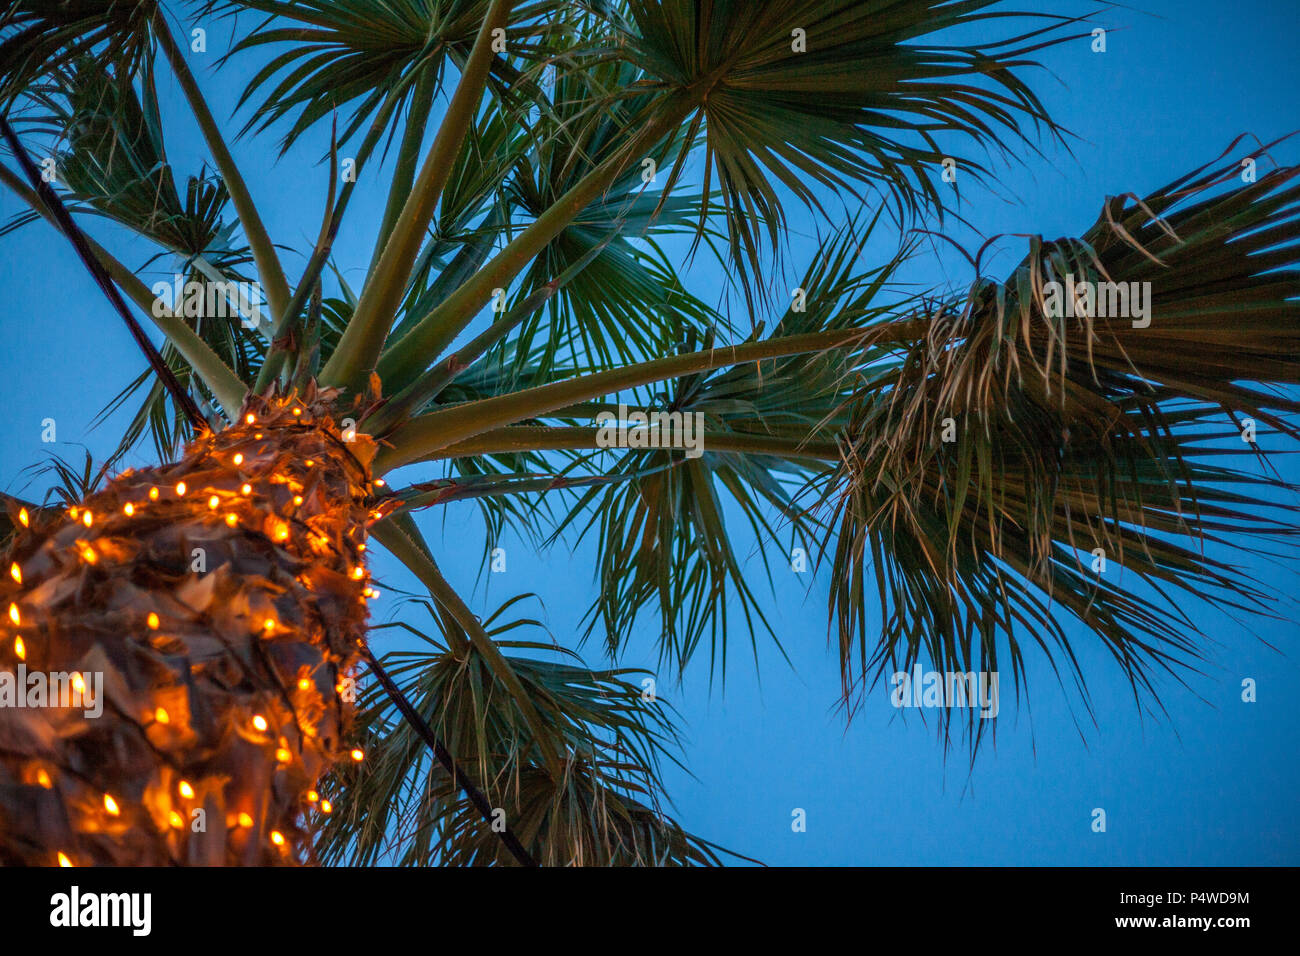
(1, 0, 1298, 865)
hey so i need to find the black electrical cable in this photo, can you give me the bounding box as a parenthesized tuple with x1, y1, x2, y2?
(361, 646, 539, 867)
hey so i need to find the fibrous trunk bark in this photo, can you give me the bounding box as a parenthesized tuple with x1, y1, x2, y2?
(0, 388, 380, 865)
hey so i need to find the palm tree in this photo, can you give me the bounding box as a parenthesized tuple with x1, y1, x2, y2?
(0, 0, 1295, 866)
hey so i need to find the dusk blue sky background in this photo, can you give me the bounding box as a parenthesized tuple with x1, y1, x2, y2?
(1, 0, 1297, 865)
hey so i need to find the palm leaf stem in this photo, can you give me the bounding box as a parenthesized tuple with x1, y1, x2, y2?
(154, 12, 290, 323)
(322, 0, 514, 391)
(375, 321, 925, 470)
(0, 159, 249, 412)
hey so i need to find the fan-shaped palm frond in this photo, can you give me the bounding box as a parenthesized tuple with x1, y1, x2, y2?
(7, 57, 262, 460)
(223, 0, 568, 154)
(19, 58, 240, 259)
(610, 0, 1080, 293)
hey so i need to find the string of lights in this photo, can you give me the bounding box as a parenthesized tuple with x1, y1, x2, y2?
(0, 115, 537, 867)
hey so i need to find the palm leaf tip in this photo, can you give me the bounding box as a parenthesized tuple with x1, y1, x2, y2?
(820, 144, 1300, 746)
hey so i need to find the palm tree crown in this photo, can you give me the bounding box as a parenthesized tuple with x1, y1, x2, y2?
(0, 0, 1296, 865)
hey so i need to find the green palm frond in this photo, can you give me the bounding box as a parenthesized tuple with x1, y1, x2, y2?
(0, 0, 157, 108)
(411, 343, 593, 547)
(545, 220, 913, 675)
(7, 57, 262, 458)
(610, 0, 1081, 295)
(821, 147, 1300, 746)
(4, 0, 1296, 870)
(503, 59, 726, 373)
(223, 0, 568, 154)
(19, 446, 111, 506)
(15, 56, 245, 263)
(317, 594, 724, 866)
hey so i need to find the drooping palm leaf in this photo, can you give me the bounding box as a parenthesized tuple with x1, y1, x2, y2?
(0, 0, 157, 107)
(821, 147, 1300, 747)
(4, 0, 1296, 871)
(9, 58, 262, 459)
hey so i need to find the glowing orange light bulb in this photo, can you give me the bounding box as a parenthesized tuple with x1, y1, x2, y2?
(35, 768, 51, 788)
(237, 812, 254, 828)
(80, 546, 96, 564)
(269, 831, 285, 847)
(292, 495, 303, 506)
(241, 483, 252, 495)
(168, 812, 184, 829)
(71, 673, 85, 694)
(306, 790, 319, 803)
(9, 563, 20, 584)
(275, 748, 291, 763)
(350, 748, 364, 762)
(245, 413, 255, 425)
(17, 507, 28, 527)
(103, 794, 120, 816)
(154, 706, 169, 724)
(81, 511, 92, 527)
(9, 603, 21, 626)
(304, 460, 314, 468)
(148, 487, 159, 500)
(275, 526, 289, 541)
(225, 513, 238, 527)
(123, 502, 134, 516)
(14, 636, 25, 660)
(175, 482, 186, 497)
(297, 678, 311, 692)
(178, 780, 195, 799)
(252, 714, 268, 732)
(208, 495, 220, 510)
(320, 800, 332, 814)
(147, 612, 160, 630)
(292, 408, 302, 417)
(350, 567, 365, 580)
(57, 852, 73, 867)
(233, 453, 244, 465)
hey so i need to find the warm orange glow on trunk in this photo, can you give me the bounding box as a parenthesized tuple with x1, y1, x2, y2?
(0, 387, 379, 865)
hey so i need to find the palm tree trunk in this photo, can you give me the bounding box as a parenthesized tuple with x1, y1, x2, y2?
(0, 388, 379, 865)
